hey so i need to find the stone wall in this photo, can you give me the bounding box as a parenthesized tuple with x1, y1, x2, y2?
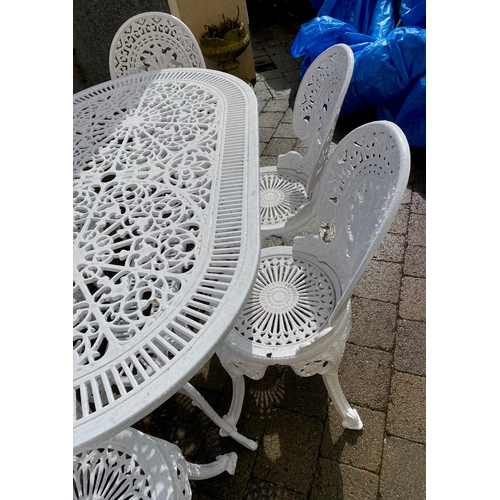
(73, 0, 171, 93)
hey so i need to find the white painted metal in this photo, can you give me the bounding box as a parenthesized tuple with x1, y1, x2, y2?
(73, 427, 238, 500)
(73, 68, 260, 454)
(217, 120, 411, 431)
(179, 383, 257, 450)
(109, 12, 206, 79)
(260, 44, 354, 244)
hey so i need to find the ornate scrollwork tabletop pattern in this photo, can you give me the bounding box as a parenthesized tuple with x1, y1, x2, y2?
(73, 69, 259, 453)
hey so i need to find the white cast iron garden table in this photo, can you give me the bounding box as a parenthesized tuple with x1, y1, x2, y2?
(73, 68, 260, 454)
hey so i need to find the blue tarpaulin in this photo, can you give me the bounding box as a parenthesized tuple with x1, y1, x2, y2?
(292, 0, 426, 147)
(400, 0, 426, 28)
(316, 0, 395, 39)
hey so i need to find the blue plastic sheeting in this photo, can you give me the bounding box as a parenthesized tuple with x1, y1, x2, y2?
(291, 17, 375, 70)
(377, 74, 426, 148)
(340, 27, 426, 115)
(316, 0, 395, 39)
(295, 1, 426, 147)
(400, 0, 426, 28)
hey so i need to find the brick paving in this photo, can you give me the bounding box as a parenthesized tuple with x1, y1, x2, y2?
(134, 10, 426, 500)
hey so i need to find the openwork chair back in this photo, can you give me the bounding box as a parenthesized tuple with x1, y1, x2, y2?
(109, 12, 206, 79)
(294, 120, 411, 315)
(73, 429, 192, 500)
(292, 44, 354, 195)
(217, 121, 410, 433)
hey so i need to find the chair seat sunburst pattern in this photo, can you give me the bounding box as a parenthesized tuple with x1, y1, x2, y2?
(234, 253, 339, 346)
(259, 172, 308, 226)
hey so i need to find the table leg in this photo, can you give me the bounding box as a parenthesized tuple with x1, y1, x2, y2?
(179, 382, 258, 451)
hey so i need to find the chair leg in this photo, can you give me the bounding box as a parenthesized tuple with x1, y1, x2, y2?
(179, 382, 257, 450)
(322, 369, 363, 430)
(219, 374, 246, 439)
(185, 452, 238, 480)
(149, 433, 238, 482)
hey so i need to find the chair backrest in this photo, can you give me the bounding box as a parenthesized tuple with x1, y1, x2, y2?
(292, 44, 354, 195)
(109, 12, 206, 79)
(294, 121, 411, 314)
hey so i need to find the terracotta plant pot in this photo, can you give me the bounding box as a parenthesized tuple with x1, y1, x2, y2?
(200, 22, 250, 74)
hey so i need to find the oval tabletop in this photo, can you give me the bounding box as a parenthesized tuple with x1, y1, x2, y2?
(73, 68, 260, 453)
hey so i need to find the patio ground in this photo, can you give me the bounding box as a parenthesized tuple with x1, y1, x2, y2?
(134, 5, 426, 499)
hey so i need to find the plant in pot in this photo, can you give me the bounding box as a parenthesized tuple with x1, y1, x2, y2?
(199, 7, 250, 75)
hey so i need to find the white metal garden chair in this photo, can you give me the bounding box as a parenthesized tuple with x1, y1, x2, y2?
(109, 12, 206, 79)
(73, 427, 237, 500)
(260, 43, 354, 244)
(217, 121, 411, 432)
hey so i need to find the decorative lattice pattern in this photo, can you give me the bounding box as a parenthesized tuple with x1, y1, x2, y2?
(73, 69, 259, 452)
(73, 429, 192, 500)
(311, 124, 408, 293)
(259, 44, 354, 234)
(109, 13, 205, 79)
(74, 446, 154, 499)
(292, 44, 353, 172)
(259, 171, 308, 225)
(233, 255, 338, 345)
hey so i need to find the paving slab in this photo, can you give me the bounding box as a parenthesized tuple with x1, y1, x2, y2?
(259, 111, 285, 128)
(276, 368, 329, 420)
(407, 212, 426, 246)
(283, 68, 302, 83)
(243, 478, 307, 500)
(281, 107, 294, 123)
(379, 436, 426, 500)
(267, 81, 296, 99)
(350, 297, 397, 350)
(389, 203, 410, 235)
(387, 371, 426, 443)
(339, 344, 393, 411)
(375, 232, 406, 262)
(310, 459, 379, 500)
(192, 430, 258, 500)
(320, 404, 386, 473)
(354, 260, 403, 303)
(262, 137, 297, 156)
(412, 187, 426, 215)
(252, 408, 324, 495)
(259, 126, 275, 143)
(394, 319, 426, 376)
(257, 68, 284, 81)
(399, 276, 426, 321)
(259, 154, 279, 167)
(263, 98, 291, 112)
(254, 87, 272, 101)
(403, 244, 426, 278)
(271, 53, 302, 73)
(273, 122, 296, 138)
(189, 354, 230, 392)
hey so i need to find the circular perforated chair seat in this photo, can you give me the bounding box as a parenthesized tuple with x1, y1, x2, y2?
(260, 171, 308, 226)
(227, 246, 342, 363)
(73, 428, 191, 500)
